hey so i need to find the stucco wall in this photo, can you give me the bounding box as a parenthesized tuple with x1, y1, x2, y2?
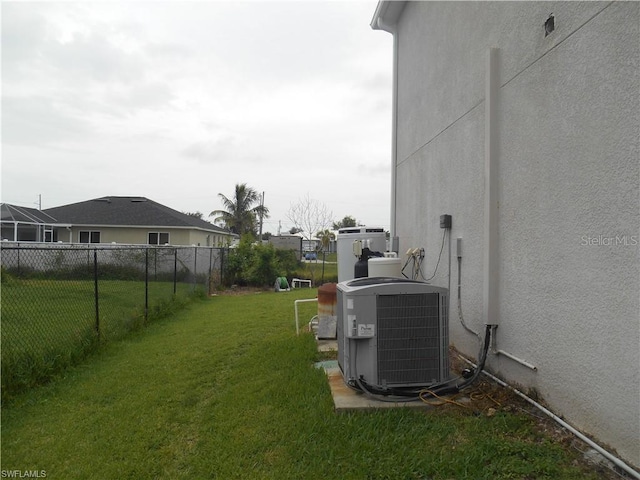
(393, 1, 639, 465)
(64, 227, 227, 246)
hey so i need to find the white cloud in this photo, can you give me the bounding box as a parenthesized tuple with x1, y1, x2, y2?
(1, 1, 393, 232)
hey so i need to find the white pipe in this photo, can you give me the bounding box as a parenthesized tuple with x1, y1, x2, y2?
(458, 355, 640, 479)
(294, 298, 317, 336)
(483, 47, 499, 326)
(489, 325, 537, 371)
(391, 29, 398, 243)
(494, 349, 537, 371)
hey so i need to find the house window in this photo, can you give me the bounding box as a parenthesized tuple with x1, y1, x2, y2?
(79, 231, 101, 243)
(148, 232, 169, 245)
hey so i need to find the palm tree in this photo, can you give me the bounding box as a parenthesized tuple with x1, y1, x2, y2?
(315, 229, 335, 253)
(210, 183, 269, 236)
(315, 229, 336, 284)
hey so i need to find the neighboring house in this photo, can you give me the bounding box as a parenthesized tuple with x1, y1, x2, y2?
(2, 197, 235, 246)
(1, 203, 70, 242)
(372, 0, 638, 468)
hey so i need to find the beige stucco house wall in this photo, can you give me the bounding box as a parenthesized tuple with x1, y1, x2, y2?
(61, 226, 230, 247)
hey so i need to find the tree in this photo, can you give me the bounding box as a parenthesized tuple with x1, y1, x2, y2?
(210, 183, 269, 236)
(184, 211, 204, 219)
(315, 229, 335, 252)
(287, 194, 333, 247)
(289, 227, 302, 235)
(287, 194, 333, 284)
(332, 215, 358, 230)
(315, 229, 336, 284)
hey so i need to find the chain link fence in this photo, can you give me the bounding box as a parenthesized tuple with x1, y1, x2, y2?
(1, 243, 226, 401)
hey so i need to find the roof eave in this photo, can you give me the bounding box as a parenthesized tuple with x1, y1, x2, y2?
(370, 0, 406, 32)
(57, 223, 232, 234)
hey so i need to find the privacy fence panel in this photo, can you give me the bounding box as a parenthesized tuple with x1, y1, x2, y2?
(0, 243, 225, 401)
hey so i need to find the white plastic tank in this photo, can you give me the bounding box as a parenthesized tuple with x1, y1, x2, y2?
(337, 226, 386, 283)
(368, 253, 402, 278)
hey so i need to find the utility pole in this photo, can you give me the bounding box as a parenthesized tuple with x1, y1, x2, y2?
(258, 191, 264, 242)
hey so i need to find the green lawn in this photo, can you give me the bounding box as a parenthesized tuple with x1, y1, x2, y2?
(295, 257, 338, 285)
(1, 289, 600, 479)
(1, 279, 197, 400)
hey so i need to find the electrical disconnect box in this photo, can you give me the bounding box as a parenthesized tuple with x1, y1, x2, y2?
(440, 214, 452, 229)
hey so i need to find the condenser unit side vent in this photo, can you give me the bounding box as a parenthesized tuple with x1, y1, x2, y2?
(376, 293, 445, 386)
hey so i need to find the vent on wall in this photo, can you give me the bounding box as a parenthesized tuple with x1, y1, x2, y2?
(545, 14, 555, 36)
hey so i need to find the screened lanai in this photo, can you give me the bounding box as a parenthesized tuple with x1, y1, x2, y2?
(1, 203, 70, 242)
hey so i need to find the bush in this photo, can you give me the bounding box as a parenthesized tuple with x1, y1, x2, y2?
(221, 236, 302, 287)
(223, 236, 253, 286)
(275, 249, 302, 278)
(247, 243, 280, 286)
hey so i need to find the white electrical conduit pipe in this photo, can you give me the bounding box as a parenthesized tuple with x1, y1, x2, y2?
(494, 349, 537, 371)
(483, 47, 500, 327)
(458, 355, 640, 479)
(294, 298, 317, 336)
(373, 15, 398, 242)
(488, 325, 538, 371)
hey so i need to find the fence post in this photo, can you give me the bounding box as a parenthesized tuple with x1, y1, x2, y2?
(220, 248, 225, 286)
(145, 248, 149, 323)
(173, 248, 178, 295)
(94, 249, 100, 340)
(193, 246, 197, 291)
(209, 247, 213, 294)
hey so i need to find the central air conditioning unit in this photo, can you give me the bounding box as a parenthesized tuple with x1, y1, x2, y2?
(337, 277, 449, 390)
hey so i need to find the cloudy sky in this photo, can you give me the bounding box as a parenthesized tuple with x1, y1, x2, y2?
(1, 0, 393, 234)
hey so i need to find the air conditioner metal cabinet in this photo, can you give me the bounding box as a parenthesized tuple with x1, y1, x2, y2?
(337, 277, 449, 389)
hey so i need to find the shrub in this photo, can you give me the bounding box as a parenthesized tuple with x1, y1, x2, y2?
(221, 236, 302, 287)
(275, 249, 301, 278)
(223, 236, 254, 286)
(247, 243, 280, 286)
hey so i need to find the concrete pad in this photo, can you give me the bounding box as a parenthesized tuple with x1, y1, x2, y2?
(316, 339, 337, 352)
(314, 337, 435, 411)
(321, 366, 434, 412)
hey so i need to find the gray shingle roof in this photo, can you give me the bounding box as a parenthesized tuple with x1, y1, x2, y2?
(43, 196, 229, 233)
(1, 203, 60, 224)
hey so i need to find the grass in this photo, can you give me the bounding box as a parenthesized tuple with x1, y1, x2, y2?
(1, 278, 199, 401)
(1, 289, 601, 479)
(294, 255, 338, 285)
